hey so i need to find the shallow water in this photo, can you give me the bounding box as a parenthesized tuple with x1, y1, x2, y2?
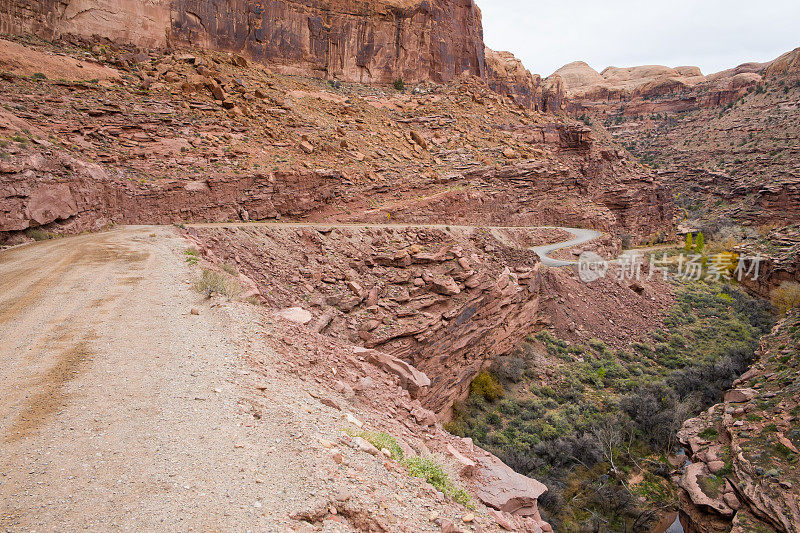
(651, 512, 684, 533)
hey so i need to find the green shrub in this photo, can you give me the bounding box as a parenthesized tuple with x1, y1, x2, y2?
(470, 371, 504, 401)
(698, 427, 718, 440)
(351, 430, 403, 460)
(499, 399, 521, 416)
(393, 78, 405, 91)
(402, 455, 472, 507)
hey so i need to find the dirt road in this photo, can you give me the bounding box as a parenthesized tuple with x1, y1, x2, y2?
(0, 223, 596, 531)
(187, 221, 601, 267)
(0, 226, 337, 531)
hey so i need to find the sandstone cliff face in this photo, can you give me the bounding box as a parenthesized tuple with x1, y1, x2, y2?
(550, 59, 761, 117)
(0, 0, 487, 84)
(171, 0, 487, 83)
(0, 0, 171, 48)
(485, 48, 543, 110)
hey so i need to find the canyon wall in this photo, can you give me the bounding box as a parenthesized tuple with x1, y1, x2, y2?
(0, 0, 487, 84)
(0, 0, 171, 48)
(0, 1, 559, 107)
(550, 60, 763, 117)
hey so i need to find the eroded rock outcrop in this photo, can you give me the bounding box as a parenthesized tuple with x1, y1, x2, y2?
(677, 311, 800, 532)
(485, 48, 543, 110)
(550, 59, 762, 117)
(0, 43, 675, 247)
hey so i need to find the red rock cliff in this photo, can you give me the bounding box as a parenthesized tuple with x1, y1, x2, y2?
(0, 0, 487, 84)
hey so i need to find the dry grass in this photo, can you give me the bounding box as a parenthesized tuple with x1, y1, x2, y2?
(194, 269, 240, 300)
(771, 282, 800, 315)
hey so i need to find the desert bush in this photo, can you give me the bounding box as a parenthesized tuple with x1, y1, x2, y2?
(194, 269, 240, 299)
(393, 78, 405, 91)
(491, 355, 527, 383)
(499, 399, 521, 416)
(351, 430, 403, 460)
(771, 282, 800, 315)
(24, 228, 55, 241)
(402, 455, 471, 506)
(470, 371, 504, 401)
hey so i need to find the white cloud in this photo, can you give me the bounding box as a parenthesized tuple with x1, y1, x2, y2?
(480, 0, 800, 77)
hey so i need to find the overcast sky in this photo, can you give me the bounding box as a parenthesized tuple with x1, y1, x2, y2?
(480, 0, 800, 77)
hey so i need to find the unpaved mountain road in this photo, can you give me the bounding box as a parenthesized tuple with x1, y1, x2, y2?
(0, 223, 598, 531)
(0, 226, 337, 531)
(186, 222, 602, 266)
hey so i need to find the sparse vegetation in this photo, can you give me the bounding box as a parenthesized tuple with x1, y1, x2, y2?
(221, 263, 238, 275)
(350, 430, 404, 460)
(771, 282, 800, 315)
(184, 247, 199, 265)
(446, 280, 774, 530)
(350, 429, 472, 507)
(193, 269, 240, 299)
(393, 78, 405, 91)
(402, 455, 472, 507)
(24, 228, 56, 241)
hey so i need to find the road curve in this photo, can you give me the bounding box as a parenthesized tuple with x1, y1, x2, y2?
(529, 227, 603, 267)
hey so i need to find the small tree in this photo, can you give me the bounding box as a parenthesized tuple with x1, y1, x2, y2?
(684, 233, 694, 251)
(393, 78, 405, 91)
(470, 371, 504, 401)
(771, 282, 800, 315)
(695, 231, 705, 254)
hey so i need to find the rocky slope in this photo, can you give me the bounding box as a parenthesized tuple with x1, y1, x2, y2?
(187, 224, 670, 417)
(0, 37, 674, 247)
(677, 309, 800, 532)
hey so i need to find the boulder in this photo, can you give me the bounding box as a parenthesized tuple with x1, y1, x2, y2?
(724, 388, 757, 403)
(26, 184, 78, 226)
(679, 462, 735, 517)
(473, 451, 547, 516)
(277, 307, 313, 325)
(356, 347, 431, 397)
